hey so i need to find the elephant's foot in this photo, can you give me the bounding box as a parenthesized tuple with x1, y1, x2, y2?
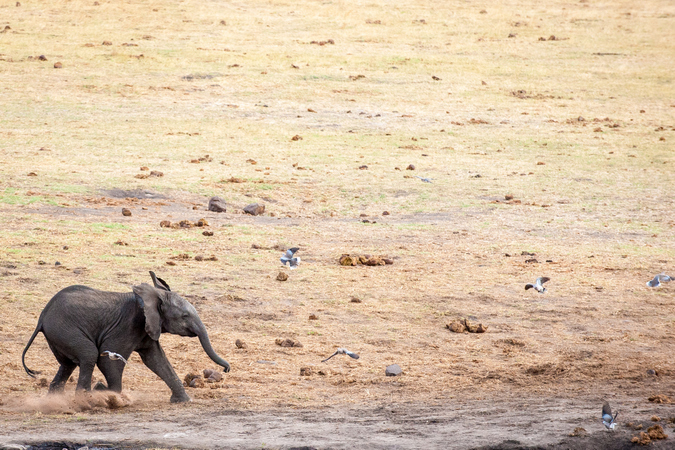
(170, 391, 192, 403)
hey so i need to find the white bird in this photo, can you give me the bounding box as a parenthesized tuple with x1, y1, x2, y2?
(646, 273, 672, 288)
(101, 351, 127, 365)
(280, 247, 300, 269)
(602, 401, 618, 430)
(525, 277, 550, 293)
(322, 348, 360, 363)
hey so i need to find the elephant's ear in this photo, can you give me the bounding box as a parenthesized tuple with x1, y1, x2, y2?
(149, 271, 171, 291)
(133, 282, 163, 340)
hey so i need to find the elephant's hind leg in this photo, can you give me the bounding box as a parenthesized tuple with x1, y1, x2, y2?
(74, 346, 101, 392)
(49, 361, 77, 393)
(96, 354, 126, 392)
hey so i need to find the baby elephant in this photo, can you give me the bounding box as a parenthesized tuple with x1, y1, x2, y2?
(22, 271, 230, 403)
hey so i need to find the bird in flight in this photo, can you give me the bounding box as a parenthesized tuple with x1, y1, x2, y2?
(415, 176, 433, 183)
(646, 273, 672, 288)
(280, 247, 301, 269)
(101, 351, 128, 365)
(322, 348, 360, 363)
(602, 401, 618, 430)
(525, 277, 550, 293)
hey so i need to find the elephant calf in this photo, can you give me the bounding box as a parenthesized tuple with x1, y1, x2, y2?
(22, 271, 230, 403)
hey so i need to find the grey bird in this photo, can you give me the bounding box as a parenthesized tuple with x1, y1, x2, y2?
(280, 247, 301, 269)
(602, 401, 618, 430)
(322, 348, 360, 363)
(415, 176, 433, 183)
(646, 273, 672, 288)
(101, 351, 127, 365)
(525, 277, 550, 293)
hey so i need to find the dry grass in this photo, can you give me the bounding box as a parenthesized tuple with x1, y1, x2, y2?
(0, 0, 674, 418)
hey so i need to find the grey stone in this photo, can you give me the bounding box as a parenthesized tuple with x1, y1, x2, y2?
(208, 196, 227, 212)
(243, 203, 265, 215)
(385, 364, 402, 376)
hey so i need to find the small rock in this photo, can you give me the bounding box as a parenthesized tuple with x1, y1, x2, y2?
(382, 211, 390, 216)
(166, 261, 176, 266)
(208, 196, 227, 212)
(122, 208, 132, 216)
(53, 62, 62, 69)
(350, 296, 362, 303)
(235, 339, 247, 349)
(382, 258, 394, 265)
(406, 164, 415, 170)
(202, 231, 214, 236)
(196, 218, 209, 227)
(291, 135, 303, 141)
(243, 203, 265, 215)
(195, 255, 204, 261)
(55, 261, 61, 266)
(505, 194, 514, 200)
(179, 220, 194, 228)
(102, 41, 112, 45)
(300, 367, 312, 376)
(385, 364, 402, 376)
(160, 220, 171, 228)
(652, 415, 661, 422)
(277, 272, 288, 281)
(646, 369, 658, 376)
(308, 313, 318, 320)
(359, 165, 368, 170)
(38, 55, 47, 61)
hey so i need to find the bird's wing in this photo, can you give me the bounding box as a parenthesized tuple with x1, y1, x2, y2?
(289, 257, 299, 268)
(347, 351, 360, 359)
(658, 274, 672, 283)
(280, 256, 289, 265)
(284, 249, 294, 259)
(602, 402, 612, 418)
(647, 276, 659, 287)
(525, 284, 534, 290)
(538, 277, 550, 285)
(321, 351, 339, 363)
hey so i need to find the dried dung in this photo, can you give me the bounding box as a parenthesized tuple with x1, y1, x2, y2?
(275, 338, 303, 348)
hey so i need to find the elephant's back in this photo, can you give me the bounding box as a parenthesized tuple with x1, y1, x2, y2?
(41, 285, 133, 321)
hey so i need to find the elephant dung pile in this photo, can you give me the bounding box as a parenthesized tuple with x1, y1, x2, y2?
(184, 369, 223, 388)
(339, 254, 394, 266)
(446, 318, 488, 333)
(275, 337, 303, 348)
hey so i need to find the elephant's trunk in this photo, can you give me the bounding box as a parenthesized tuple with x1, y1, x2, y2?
(194, 322, 231, 372)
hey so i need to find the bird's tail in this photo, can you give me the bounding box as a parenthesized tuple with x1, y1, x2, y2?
(22, 323, 43, 378)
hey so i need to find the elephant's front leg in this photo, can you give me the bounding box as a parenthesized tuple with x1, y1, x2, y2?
(137, 342, 190, 403)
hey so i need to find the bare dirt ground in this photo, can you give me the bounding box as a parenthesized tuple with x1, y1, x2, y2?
(1, 0, 675, 448)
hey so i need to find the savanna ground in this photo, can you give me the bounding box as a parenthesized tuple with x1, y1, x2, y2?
(1, 0, 674, 448)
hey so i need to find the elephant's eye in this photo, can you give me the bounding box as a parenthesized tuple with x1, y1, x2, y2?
(182, 313, 189, 319)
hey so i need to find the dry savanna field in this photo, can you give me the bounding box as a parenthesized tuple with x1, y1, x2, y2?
(0, 0, 674, 448)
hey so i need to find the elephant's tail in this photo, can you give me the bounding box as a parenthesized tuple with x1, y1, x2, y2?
(22, 323, 43, 378)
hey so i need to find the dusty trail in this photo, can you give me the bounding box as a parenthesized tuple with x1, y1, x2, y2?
(2, 395, 674, 449)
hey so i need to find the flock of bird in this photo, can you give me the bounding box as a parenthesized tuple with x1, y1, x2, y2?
(276, 247, 671, 431)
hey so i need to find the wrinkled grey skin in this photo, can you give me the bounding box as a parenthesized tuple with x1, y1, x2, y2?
(22, 272, 230, 403)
